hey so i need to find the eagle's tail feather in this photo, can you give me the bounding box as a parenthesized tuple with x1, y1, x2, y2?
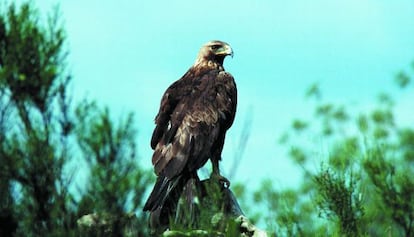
(143, 174, 188, 212)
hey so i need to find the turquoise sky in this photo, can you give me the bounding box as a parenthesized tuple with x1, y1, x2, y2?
(33, 0, 414, 191)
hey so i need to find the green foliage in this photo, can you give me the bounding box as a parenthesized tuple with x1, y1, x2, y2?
(395, 71, 410, 89)
(398, 128, 414, 162)
(75, 100, 152, 236)
(0, 2, 74, 236)
(0, 2, 67, 113)
(252, 63, 414, 236)
(363, 146, 414, 236)
(314, 167, 364, 236)
(0, 2, 151, 236)
(253, 179, 315, 236)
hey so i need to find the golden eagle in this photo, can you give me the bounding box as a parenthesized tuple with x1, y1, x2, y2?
(143, 40, 237, 224)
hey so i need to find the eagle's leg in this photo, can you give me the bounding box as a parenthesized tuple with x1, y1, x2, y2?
(211, 156, 230, 188)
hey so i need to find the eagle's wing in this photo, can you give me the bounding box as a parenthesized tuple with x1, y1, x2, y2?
(150, 71, 194, 149)
(216, 71, 237, 130)
(152, 69, 225, 179)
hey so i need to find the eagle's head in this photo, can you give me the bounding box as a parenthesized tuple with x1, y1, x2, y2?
(195, 40, 233, 67)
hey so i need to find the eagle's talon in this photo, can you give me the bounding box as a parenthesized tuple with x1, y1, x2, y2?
(211, 173, 231, 188)
(222, 178, 230, 189)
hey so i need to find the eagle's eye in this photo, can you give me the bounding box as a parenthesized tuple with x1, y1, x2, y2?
(210, 45, 221, 50)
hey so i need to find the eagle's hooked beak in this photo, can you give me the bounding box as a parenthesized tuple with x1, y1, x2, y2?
(217, 44, 234, 58)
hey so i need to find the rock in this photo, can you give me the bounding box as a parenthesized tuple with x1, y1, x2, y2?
(77, 178, 268, 236)
(77, 212, 139, 237)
